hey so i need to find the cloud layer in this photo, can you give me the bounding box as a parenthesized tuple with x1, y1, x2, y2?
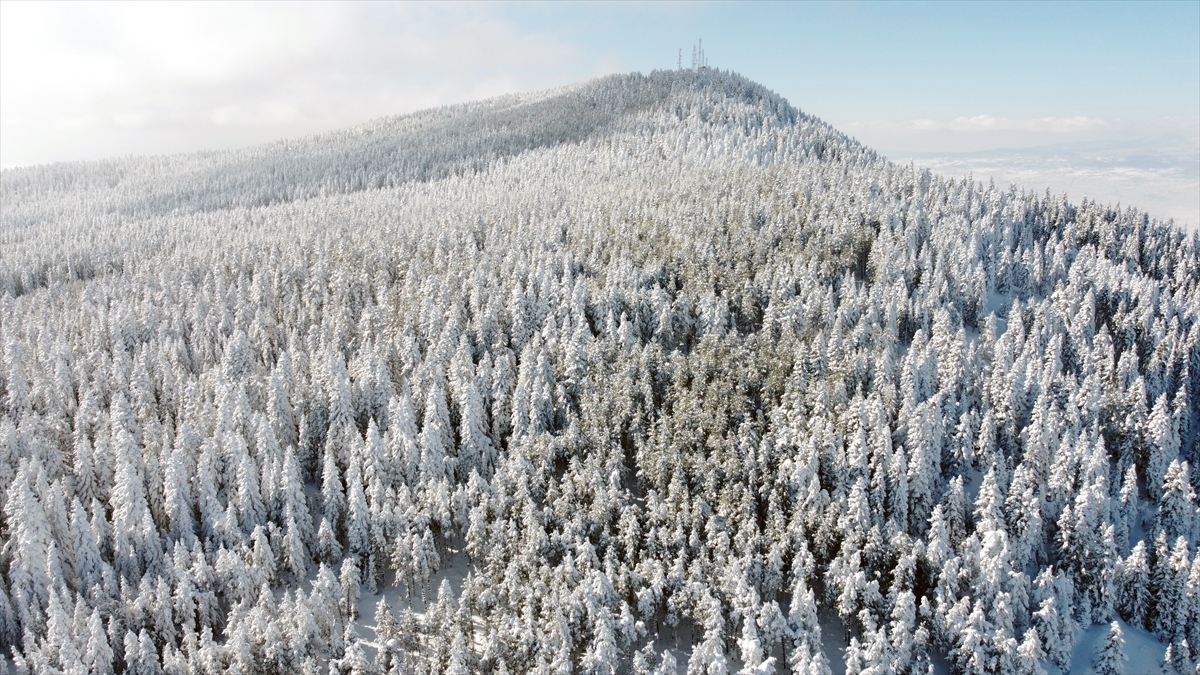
(1, 2, 604, 166)
(890, 135, 1200, 230)
(852, 115, 1109, 134)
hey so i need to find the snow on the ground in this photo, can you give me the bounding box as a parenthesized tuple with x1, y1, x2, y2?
(349, 542, 474, 645)
(1048, 618, 1166, 675)
(818, 609, 849, 675)
(650, 616, 699, 670)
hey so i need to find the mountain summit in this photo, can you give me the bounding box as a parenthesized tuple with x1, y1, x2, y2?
(4, 69, 851, 215)
(0, 71, 1196, 675)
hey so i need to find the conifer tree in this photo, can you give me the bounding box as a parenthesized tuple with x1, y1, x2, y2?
(345, 456, 371, 559)
(1147, 393, 1180, 502)
(1095, 621, 1126, 675)
(339, 557, 361, 622)
(1119, 540, 1151, 628)
(321, 447, 346, 535)
(284, 514, 309, 578)
(688, 593, 729, 675)
(1033, 594, 1073, 673)
(1159, 460, 1196, 543)
(1015, 627, 1047, 675)
(420, 378, 455, 482)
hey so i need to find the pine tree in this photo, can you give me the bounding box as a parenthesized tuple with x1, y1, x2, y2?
(1187, 554, 1200, 662)
(786, 573, 829, 674)
(327, 354, 356, 451)
(122, 628, 162, 675)
(1094, 621, 1126, 675)
(412, 527, 440, 606)
(72, 431, 98, 509)
(375, 596, 399, 643)
(1015, 627, 1047, 675)
(1033, 594, 1073, 673)
(111, 425, 152, 579)
(950, 599, 991, 675)
(5, 463, 57, 632)
(888, 590, 916, 674)
(361, 418, 388, 506)
(843, 636, 866, 675)
(70, 497, 103, 592)
(284, 514, 309, 578)
(1164, 639, 1193, 675)
(445, 629, 472, 675)
(582, 607, 621, 675)
(633, 641, 661, 675)
(317, 515, 342, 565)
(43, 588, 80, 675)
(457, 376, 496, 479)
(688, 592, 729, 675)
(1153, 537, 1193, 643)
(1147, 393, 1180, 502)
(321, 447, 346, 535)
(1116, 464, 1138, 553)
(420, 377, 455, 482)
(907, 414, 939, 535)
(656, 649, 680, 675)
(163, 430, 196, 545)
(194, 439, 223, 542)
(736, 612, 776, 675)
(1119, 540, 1151, 628)
(346, 456, 371, 558)
(280, 447, 311, 540)
(386, 391, 421, 486)
(234, 438, 266, 532)
(268, 366, 298, 450)
(340, 557, 362, 622)
(1158, 460, 1196, 543)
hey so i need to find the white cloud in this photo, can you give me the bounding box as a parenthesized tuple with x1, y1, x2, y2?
(0, 2, 602, 166)
(839, 113, 1199, 229)
(946, 115, 1107, 133)
(839, 113, 1198, 157)
(846, 115, 1110, 134)
(910, 153, 1199, 231)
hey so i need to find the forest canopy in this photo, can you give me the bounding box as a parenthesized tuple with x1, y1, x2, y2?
(1, 68, 1197, 675)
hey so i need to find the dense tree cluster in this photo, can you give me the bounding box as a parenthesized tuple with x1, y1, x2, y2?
(1, 68, 1197, 675)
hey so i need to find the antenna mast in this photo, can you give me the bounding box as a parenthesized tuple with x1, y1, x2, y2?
(690, 39, 707, 70)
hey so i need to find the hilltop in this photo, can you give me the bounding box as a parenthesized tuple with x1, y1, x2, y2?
(0, 70, 1197, 675)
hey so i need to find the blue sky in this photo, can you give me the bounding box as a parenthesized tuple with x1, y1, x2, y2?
(520, 2, 1199, 118)
(2, 1, 1197, 223)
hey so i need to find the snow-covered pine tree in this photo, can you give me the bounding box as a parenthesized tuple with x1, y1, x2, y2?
(1095, 621, 1127, 675)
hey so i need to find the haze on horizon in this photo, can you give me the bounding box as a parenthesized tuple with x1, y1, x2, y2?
(2, 0, 1197, 227)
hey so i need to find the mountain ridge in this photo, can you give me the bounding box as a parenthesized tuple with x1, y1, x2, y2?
(1, 69, 827, 212)
(0, 66, 1196, 675)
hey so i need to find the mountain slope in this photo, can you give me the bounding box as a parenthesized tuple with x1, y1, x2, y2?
(0, 70, 1197, 675)
(2, 70, 813, 217)
(2, 69, 862, 298)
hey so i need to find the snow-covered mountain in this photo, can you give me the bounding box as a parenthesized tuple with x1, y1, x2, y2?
(1, 69, 1197, 675)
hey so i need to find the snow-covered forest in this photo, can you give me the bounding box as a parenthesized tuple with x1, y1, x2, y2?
(1, 68, 1198, 675)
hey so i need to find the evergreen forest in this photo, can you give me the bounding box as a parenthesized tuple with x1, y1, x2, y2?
(1, 69, 1198, 675)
